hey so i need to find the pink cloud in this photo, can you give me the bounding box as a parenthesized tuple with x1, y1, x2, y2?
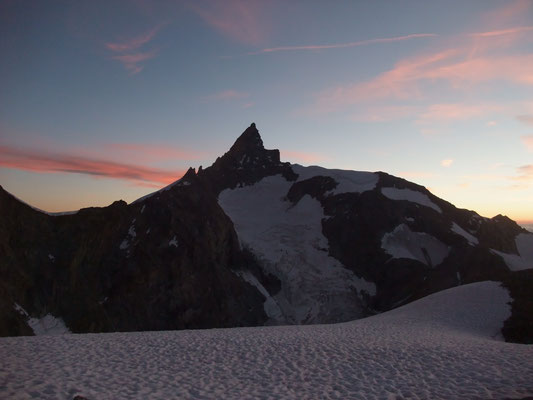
(192, 0, 269, 45)
(514, 165, 533, 181)
(480, 0, 532, 27)
(306, 1, 533, 116)
(0, 145, 184, 186)
(311, 48, 533, 113)
(105, 25, 164, 52)
(522, 136, 533, 152)
(280, 150, 327, 164)
(203, 90, 249, 102)
(106, 24, 165, 74)
(249, 33, 437, 55)
(470, 25, 533, 38)
(416, 103, 504, 125)
(112, 50, 159, 74)
(311, 49, 458, 112)
(423, 55, 533, 86)
(517, 115, 533, 126)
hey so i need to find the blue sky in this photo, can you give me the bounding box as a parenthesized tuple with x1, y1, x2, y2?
(1, 0, 532, 221)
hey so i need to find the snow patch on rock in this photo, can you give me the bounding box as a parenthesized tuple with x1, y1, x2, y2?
(219, 174, 375, 325)
(14, 303, 28, 317)
(120, 221, 137, 251)
(13, 303, 70, 336)
(235, 270, 284, 322)
(451, 222, 479, 246)
(381, 187, 442, 213)
(491, 232, 533, 271)
(168, 236, 178, 247)
(292, 164, 378, 195)
(28, 315, 71, 336)
(382, 224, 449, 267)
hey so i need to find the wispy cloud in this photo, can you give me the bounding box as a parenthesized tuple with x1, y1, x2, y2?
(522, 135, 533, 152)
(105, 25, 163, 52)
(0, 145, 184, 186)
(480, 0, 532, 27)
(441, 159, 454, 167)
(306, 1, 533, 116)
(514, 165, 533, 181)
(416, 103, 504, 125)
(203, 90, 249, 102)
(517, 115, 533, 126)
(311, 50, 533, 113)
(248, 33, 437, 55)
(106, 24, 165, 75)
(470, 25, 533, 37)
(192, 0, 268, 45)
(111, 50, 159, 75)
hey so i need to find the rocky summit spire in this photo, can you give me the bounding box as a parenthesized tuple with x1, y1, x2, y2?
(201, 123, 296, 191)
(227, 123, 264, 156)
(220, 122, 280, 166)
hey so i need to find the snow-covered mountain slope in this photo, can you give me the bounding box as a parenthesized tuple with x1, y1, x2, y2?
(219, 174, 375, 324)
(214, 124, 532, 334)
(2, 281, 531, 400)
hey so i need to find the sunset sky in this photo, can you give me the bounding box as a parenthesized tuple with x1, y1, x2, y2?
(1, 1, 533, 222)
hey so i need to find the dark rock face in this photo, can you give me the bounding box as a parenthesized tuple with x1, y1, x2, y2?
(1, 123, 532, 343)
(0, 165, 267, 335)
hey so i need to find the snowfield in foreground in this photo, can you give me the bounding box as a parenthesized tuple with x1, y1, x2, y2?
(1, 282, 532, 400)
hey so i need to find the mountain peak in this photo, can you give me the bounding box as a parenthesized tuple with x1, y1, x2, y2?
(202, 123, 296, 191)
(228, 122, 264, 155)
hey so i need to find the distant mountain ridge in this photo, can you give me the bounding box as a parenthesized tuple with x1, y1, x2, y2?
(1, 123, 532, 342)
